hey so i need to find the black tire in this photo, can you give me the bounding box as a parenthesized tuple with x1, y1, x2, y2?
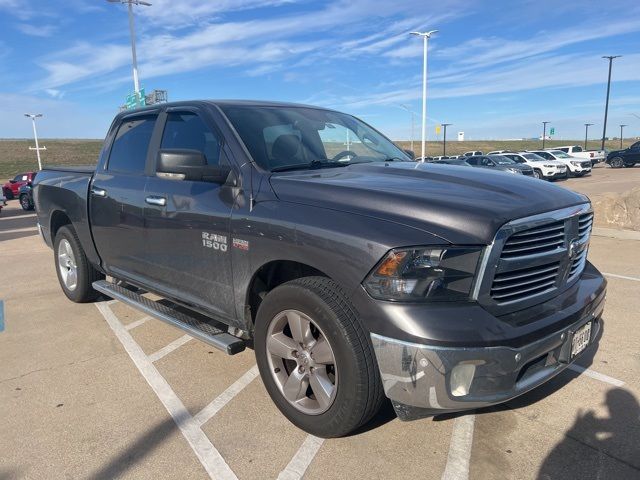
(254, 276, 384, 438)
(532, 169, 542, 180)
(54, 225, 104, 303)
(4, 189, 14, 200)
(19, 194, 33, 211)
(609, 157, 624, 168)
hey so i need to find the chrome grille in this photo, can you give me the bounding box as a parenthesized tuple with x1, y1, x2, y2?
(478, 204, 593, 314)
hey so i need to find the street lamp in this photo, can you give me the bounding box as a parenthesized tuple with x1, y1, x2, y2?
(542, 121, 550, 149)
(584, 123, 593, 150)
(601, 55, 621, 151)
(107, 0, 152, 106)
(410, 30, 438, 161)
(619, 124, 627, 149)
(399, 104, 416, 153)
(441, 123, 452, 156)
(24, 114, 46, 170)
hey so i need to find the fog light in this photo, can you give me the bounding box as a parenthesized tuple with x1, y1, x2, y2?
(450, 364, 476, 397)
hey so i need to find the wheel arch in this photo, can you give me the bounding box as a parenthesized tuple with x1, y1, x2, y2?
(50, 210, 72, 241)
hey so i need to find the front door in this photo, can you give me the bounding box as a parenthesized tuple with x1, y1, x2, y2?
(143, 109, 237, 320)
(90, 113, 158, 280)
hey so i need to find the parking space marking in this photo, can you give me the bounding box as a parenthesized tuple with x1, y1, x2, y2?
(148, 334, 193, 363)
(568, 364, 625, 387)
(277, 435, 324, 480)
(96, 302, 238, 480)
(441, 414, 475, 480)
(603, 272, 640, 282)
(0, 227, 37, 235)
(0, 213, 35, 221)
(125, 315, 151, 331)
(193, 365, 260, 427)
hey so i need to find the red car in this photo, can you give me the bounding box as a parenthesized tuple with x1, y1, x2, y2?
(3, 171, 36, 200)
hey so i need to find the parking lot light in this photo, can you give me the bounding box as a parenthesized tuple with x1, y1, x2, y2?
(584, 123, 594, 150)
(24, 113, 45, 170)
(410, 30, 438, 161)
(399, 104, 416, 153)
(601, 55, 621, 151)
(619, 124, 627, 149)
(542, 121, 550, 149)
(441, 123, 452, 156)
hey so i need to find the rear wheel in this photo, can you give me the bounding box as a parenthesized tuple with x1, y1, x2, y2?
(54, 225, 103, 302)
(19, 194, 32, 211)
(609, 157, 624, 168)
(254, 276, 384, 437)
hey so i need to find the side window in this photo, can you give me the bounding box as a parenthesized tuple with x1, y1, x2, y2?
(160, 112, 222, 165)
(631, 142, 640, 150)
(108, 115, 157, 174)
(466, 157, 478, 165)
(559, 147, 569, 153)
(481, 157, 492, 166)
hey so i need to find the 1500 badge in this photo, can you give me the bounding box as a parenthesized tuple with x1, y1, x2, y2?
(202, 232, 228, 252)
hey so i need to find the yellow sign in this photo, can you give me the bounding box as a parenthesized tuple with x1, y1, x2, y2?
(435, 126, 441, 135)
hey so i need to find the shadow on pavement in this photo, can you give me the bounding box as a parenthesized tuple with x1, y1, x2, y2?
(87, 415, 180, 480)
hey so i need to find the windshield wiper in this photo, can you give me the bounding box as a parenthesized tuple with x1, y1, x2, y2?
(271, 160, 351, 172)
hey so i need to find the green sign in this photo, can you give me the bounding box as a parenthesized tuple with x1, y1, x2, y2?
(550, 127, 555, 135)
(125, 87, 146, 109)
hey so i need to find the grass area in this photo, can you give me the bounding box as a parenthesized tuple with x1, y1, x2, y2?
(0, 139, 102, 180)
(0, 137, 633, 181)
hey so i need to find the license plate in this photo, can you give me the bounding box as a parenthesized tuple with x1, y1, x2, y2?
(571, 322, 592, 358)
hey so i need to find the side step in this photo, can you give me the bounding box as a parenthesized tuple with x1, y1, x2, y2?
(93, 280, 246, 355)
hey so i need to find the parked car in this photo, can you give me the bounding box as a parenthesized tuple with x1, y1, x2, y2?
(487, 150, 516, 155)
(605, 141, 640, 168)
(18, 182, 35, 210)
(34, 100, 606, 437)
(2, 171, 36, 200)
(528, 150, 591, 177)
(463, 150, 483, 156)
(500, 152, 567, 180)
(432, 158, 471, 166)
(554, 146, 605, 166)
(465, 155, 535, 176)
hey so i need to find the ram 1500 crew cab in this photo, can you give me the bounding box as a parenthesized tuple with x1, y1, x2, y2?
(33, 101, 606, 437)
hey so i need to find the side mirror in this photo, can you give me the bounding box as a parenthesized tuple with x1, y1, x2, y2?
(403, 149, 416, 160)
(157, 149, 232, 184)
(9, 180, 16, 184)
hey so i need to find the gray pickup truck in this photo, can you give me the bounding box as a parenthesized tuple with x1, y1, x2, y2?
(33, 100, 606, 437)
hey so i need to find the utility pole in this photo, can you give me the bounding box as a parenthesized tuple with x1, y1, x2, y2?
(441, 123, 452, 156)
(399, 104, 416, 152)
(542, 121, 550, 149)
(601, 55, 621, 151)
(107, 0, 152, 106)
(619, 124, 627, 149)
(584, 123, 593, 150)
(410, 30, 438, 161)
(24, 114, 45, 170)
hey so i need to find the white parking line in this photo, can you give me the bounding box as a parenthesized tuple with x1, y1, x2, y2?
(193, 365, 260, 427)
(125, 315, 151, 331)
(277, 435, 324, 480)
(148, 334, 193, 363)
(0, 213, 35, 221)
(441, 414, 475, 480)
(603, 272, 640, 282)
(96, 303, 237, 480)
(0, 226, 37, 235)
(568, 364, 625, 387)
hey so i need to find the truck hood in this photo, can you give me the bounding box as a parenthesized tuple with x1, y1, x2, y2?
(269, 162, 589, 245)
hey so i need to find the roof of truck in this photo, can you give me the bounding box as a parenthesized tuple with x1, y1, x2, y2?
(118, 99, 338, 116)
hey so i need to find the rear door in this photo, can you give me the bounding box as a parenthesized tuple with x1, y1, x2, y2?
(90, 112, 160, 280)
(628, 142, 640, 163)
(142, 107, 237, 319)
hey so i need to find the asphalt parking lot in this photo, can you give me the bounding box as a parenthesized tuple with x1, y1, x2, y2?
(1, 166, 639, 480)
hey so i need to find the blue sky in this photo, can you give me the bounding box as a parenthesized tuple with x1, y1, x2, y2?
(1, 0, 639, 141)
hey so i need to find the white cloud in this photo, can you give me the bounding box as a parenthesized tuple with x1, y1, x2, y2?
(16, 23, 57, 37)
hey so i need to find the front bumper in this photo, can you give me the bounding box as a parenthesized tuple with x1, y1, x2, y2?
(569, 164, 592, 174)
(544, 169, 568, 178)
(369, 270, 606, 420)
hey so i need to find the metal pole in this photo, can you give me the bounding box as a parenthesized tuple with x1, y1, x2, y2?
(31, 117, 42, 171)
(410, 111, 415, 153)
(542, 121, 549, 149)
(442, 123, 451, 156)
(584, 123, 593, 150)
(620, 124, 627, 149)
(127, 2, 141, 104)
(601, 56, 621, 151)
(421, 35, 427, 161)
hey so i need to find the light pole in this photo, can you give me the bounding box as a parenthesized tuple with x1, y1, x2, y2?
(601, 55, 621, 151)
(411, 30, 438, 161)
(107, 0, 152, 106)
(619, 124, 627, 149)
(24, 114, 46, 170)
(584, 123, 593, 150)
(399, 104, 416, 153)
(441, 123, 452, 156)
(542, 121, 550, 149)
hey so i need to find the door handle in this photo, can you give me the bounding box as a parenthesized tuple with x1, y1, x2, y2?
(91, 187, 107, 197)
(145, 196, 167, 207)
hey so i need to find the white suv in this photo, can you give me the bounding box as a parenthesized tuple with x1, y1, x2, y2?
(528, 150, 592, 177)
(501, 152, 568, 180)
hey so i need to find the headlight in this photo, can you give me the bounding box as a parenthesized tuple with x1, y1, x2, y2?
(363, 247, 482, 302)
(507, 168, 522, 174)
(571, 161, 580, 166)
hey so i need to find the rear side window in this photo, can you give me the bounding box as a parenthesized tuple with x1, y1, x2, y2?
(558, 147, 569, 153)
(466, 157, 479, 165)
(108, 115, 157, 174)
(161, 112, 222, 165)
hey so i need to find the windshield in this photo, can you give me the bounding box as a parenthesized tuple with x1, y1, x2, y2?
(523, 153, 547, 161)
(550, 151, 571, 158)
(488, 155, 516, 165)
(220, 105, 409, 171)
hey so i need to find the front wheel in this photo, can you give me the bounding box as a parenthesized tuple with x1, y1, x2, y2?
(19, 194, 33, 211)
(54, 225, 104, 302)
(609, 157, 624, 168)
(532, 169, 542, 180)
(254, 276, 384, 437)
